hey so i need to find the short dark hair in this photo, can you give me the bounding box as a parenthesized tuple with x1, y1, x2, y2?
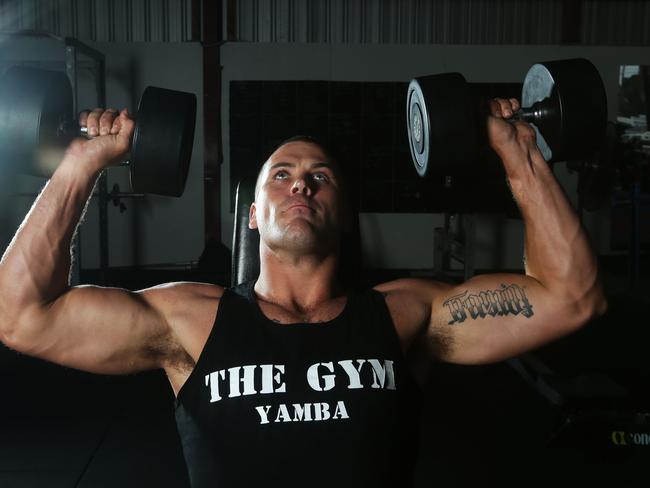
(268, 135, 335, 162)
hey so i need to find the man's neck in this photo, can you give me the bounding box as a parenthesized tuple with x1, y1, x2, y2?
(254, 246, 343, 313)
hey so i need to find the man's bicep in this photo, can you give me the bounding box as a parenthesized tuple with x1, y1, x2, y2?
(429, 273, 585, 364)
(8, 285, 171, 374)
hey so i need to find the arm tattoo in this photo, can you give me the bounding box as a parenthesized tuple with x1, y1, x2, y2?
(443, 283, 534, 325)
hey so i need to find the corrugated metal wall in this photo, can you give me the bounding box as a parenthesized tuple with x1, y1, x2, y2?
(0, 0, 194, 42)
(232, 0, 650, 45)
(0, 0, 648, 45)
(582, 0, 650, 45)
(235, 0, 563, 44)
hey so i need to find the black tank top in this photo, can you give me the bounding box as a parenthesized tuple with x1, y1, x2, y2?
(175, 281, 422, 488)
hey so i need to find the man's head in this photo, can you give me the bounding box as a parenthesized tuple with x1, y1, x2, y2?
(249, 136, 353, 258)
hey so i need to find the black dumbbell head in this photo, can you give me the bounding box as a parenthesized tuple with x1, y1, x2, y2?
(130, 86, 197, 197)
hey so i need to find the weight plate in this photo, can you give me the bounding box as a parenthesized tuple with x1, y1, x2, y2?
(521, 63, 554, 161)
(523, 58, 607, 163)
(0, 66, 72, 175)
(406, 73, 478, 178)
(130, 86, 197, 197)
(407, 79, 430, 176)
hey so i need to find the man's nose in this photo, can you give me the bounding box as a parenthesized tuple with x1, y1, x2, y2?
(291, 177, 312, 195)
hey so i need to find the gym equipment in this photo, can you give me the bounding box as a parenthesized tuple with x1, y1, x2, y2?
(0, 65, 197, 197)
(232, 179, 260, 287)
(407, 58, 608, 178)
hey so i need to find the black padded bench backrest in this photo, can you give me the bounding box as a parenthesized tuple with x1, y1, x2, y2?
(231, 179, 260, 287)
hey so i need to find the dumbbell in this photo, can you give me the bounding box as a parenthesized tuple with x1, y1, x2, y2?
(406, 58, 608, 178)
(0, 65, 196, 197)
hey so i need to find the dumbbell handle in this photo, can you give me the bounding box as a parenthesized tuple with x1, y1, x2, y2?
(511, 98, 557, 124)
(514, 106, 541, 122)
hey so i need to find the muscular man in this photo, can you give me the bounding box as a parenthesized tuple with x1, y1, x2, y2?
(0, 99, 606, 487)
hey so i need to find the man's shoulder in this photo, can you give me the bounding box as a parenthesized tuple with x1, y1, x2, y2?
(372, 278, 454, 348)
(373, 278, 452, 301)
(140, 281, 225, 304)
(138, 281, 225, 330)
(142, 282, 225, 378)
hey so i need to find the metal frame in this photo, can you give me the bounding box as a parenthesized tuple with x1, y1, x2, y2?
(433, 212, 476, 282)
(1, 32, 110, 284)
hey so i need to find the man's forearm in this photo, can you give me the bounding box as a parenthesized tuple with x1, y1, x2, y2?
(505, 147, 604, 312)
(0, 157, 100, 328)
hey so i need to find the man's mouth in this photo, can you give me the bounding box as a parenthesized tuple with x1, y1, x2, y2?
(285, 202, 315, 212)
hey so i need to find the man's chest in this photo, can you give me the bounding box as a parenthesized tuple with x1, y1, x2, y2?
(256, 296, 348, 324)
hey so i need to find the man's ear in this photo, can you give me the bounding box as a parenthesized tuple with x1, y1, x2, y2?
(249, 202, 258, 230)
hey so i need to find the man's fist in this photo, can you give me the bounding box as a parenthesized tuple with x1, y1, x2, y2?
(487, 98, 541, 166)
(64, 108, 135, 173)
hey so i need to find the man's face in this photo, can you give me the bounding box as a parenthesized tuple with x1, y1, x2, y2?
(249, 141, 349, 257)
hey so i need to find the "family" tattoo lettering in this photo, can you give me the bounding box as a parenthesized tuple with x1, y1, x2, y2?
(443, 283, 534, 325)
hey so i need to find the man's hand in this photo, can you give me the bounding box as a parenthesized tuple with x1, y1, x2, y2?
(486, 98, 544, 178)
(63, 108, 135, 174)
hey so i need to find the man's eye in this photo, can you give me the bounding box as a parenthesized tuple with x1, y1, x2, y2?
(274, 171, 288, 179)
(313, 173, 329, 182)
